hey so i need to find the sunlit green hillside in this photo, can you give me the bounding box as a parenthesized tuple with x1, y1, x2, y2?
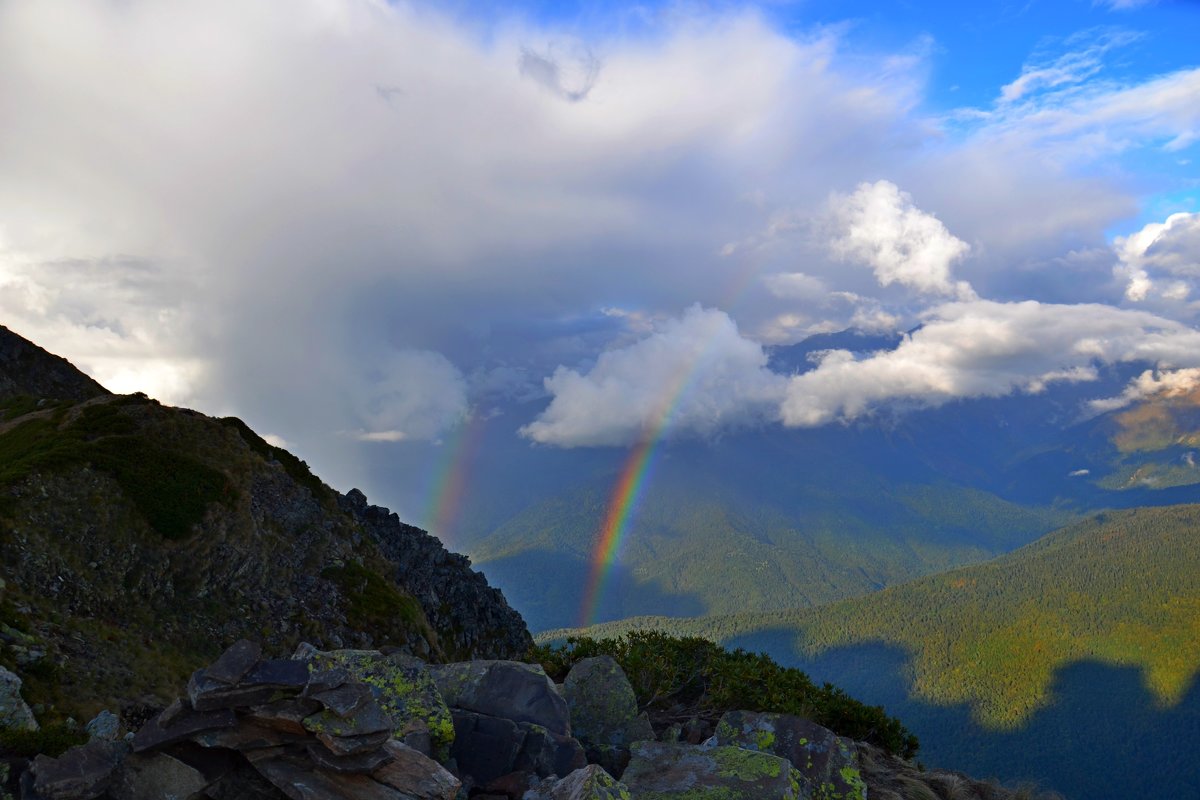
(542, 504, 1200, 728)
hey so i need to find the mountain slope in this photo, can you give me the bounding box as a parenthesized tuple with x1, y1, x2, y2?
(0, 324, 108, 404)
(541, 505, 1200, 799)
(0, 326, 530, 725)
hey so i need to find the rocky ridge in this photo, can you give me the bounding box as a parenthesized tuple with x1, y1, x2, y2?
(0, 325, 530, 723)
(7, 642, 1055, 799)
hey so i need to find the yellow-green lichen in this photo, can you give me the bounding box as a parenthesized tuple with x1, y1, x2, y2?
(839, 765, 866, 800)
(711, 746, 783, 781)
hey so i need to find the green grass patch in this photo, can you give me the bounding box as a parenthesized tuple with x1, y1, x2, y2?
(532, 631, 919, 759)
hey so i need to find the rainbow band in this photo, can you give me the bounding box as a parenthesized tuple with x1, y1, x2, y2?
(577, 434, 659, 627)
(422, 413, 485, 546)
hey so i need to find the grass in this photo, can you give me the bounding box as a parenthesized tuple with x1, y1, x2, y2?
(0, 725, 88, 758)
(218, 416, 327, 498)
(321, 561, 431, 646)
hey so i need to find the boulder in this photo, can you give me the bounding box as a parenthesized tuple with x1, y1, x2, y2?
(430, 661, 569, 737)
(545, 764, 631, 800)
(621, 741, 804, 800)
(561, 656, 652, 777)
(110, 750, 214, 800)
(448, 710, 584, 787)
(29, 740, 125, 800)
(0, 667, 37, 732)
(372, 741, 460, 800)
(714, 710, 866, 800)
(300, 648, 453, 760)
(83, 712, 119, 743)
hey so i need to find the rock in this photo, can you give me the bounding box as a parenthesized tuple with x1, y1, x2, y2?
(254, 757, 406, 800)
(205, 640, 262, 685)
(714, 710, 867, 800)
(131, 707, 237, 753)
(110, 750, 213, 800)
(430, 661, 570, 737)
(244, 697, 324, 736)
(621, 741, 804, 800)
(372, 741, 460, 800)
(303, 694, 393, 740)
(306, 743, 393, 775)
(545, 765, 631, 800)
(30, 740, 124, 800)
(83, 712, 119, 743)
(314, 730, 390, 757)
(301, 649, 454, 760)
(447, 711, 523, 787)
(561, 656, 652, 777)
(448, 710, 585, 787)
(513, 723, 586, 780)
(187, 670, 284, 712)
(0, 667, 37, 732)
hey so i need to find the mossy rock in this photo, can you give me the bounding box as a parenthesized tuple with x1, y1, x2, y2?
(621, 741, 804, 799)
(304, 648, 454, 761)
(714, 711, 865, 800)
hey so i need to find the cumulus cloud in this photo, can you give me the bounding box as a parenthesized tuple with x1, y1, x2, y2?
(781, 300, 1200, 426)
(1087, 366, 1200, 414)
(1114, 211, 1200, 302)
(521, 306, 787, 447)
(354, 350, 468, 442)
(828, 181, 976, 299)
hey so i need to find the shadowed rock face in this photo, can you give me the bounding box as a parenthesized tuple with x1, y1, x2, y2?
(0, 324, 108, 403)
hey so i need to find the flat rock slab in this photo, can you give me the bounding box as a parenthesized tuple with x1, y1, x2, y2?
(31, 740, 125, 800)
(714, 710, 867, 800)
(111, 751, 211, 800)
(255, 757, 409, 800)
(372, 741, 460, 800)
(430, 660, 570, 736)
(132, 707, 237, 753)
(622, 741, 804, 800)
(205, 640, 262, 685)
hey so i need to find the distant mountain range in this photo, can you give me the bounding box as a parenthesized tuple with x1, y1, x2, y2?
(405, 332, 1200, 632)
(541, 504, 1200, 799)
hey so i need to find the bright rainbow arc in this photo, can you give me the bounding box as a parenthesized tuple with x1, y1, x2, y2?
(576, 364, 698, 628)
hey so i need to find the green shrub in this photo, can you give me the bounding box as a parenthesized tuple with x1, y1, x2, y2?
(321, 561, 429, 644)
(532, 631, 919, 759)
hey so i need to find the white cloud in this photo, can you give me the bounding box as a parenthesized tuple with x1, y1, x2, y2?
(999, 29, 1140, 104)
(521, 306, 787, 447)
(781, 300, 1200, 426)
(1114, 212, 1200, 302)
(1087, 366, 1200, 414)
(828, 181, 976, 299)
(763, 272, 828, 300)
(354, 349, 468, 442)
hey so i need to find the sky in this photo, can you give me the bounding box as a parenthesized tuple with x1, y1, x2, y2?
(2, 0, 1200, 505)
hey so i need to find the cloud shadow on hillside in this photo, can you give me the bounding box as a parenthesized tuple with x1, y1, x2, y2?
(474, 549, 706, 633)
(723, 630, 1200, 800)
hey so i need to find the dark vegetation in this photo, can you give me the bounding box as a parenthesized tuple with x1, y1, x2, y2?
(320, 560, 432, 645)
(218, 416, 326, 498)
(0, 396, 232, 539)
(0, 724, 88, 758)
(531, 630, 919, 759)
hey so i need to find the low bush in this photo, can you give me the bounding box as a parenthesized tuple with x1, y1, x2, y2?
(532, 631, 919, 759)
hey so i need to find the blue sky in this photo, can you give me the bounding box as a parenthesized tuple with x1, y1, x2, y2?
(1, 0, 1200, 500)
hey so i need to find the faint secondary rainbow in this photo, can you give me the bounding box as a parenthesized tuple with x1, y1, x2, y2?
(421, 412, 486, 548)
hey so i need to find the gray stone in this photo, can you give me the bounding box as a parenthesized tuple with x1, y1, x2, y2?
(305, 743, 393, 774)
(303, 695, 392, 739)
(561, 656, 652, 778)
(242, 659, 309, 691)
(111, 751, 211, 800)
(430, 661, 570, 736)
(131, 707, 237, 753)
(83, 711, 119, 742)
(187, 670, 283, 712)
(621, 741, 804, 800)
(0, 666, 37, 732)
(244, 697, 324, 735)
(546, 765, 631, 800)
(30, 740, 125, 800)
(205, 640, 262, 685)
(314, 730, 390, 757)
(309, 684, 371, 718)
(254, 757, 407, 800)
(372, 741, 460, 800)
(448, 709, 585, 787)
(714, 710, 867, 800)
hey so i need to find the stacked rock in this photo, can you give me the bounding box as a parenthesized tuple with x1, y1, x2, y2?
(21, 640, 460, 800)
